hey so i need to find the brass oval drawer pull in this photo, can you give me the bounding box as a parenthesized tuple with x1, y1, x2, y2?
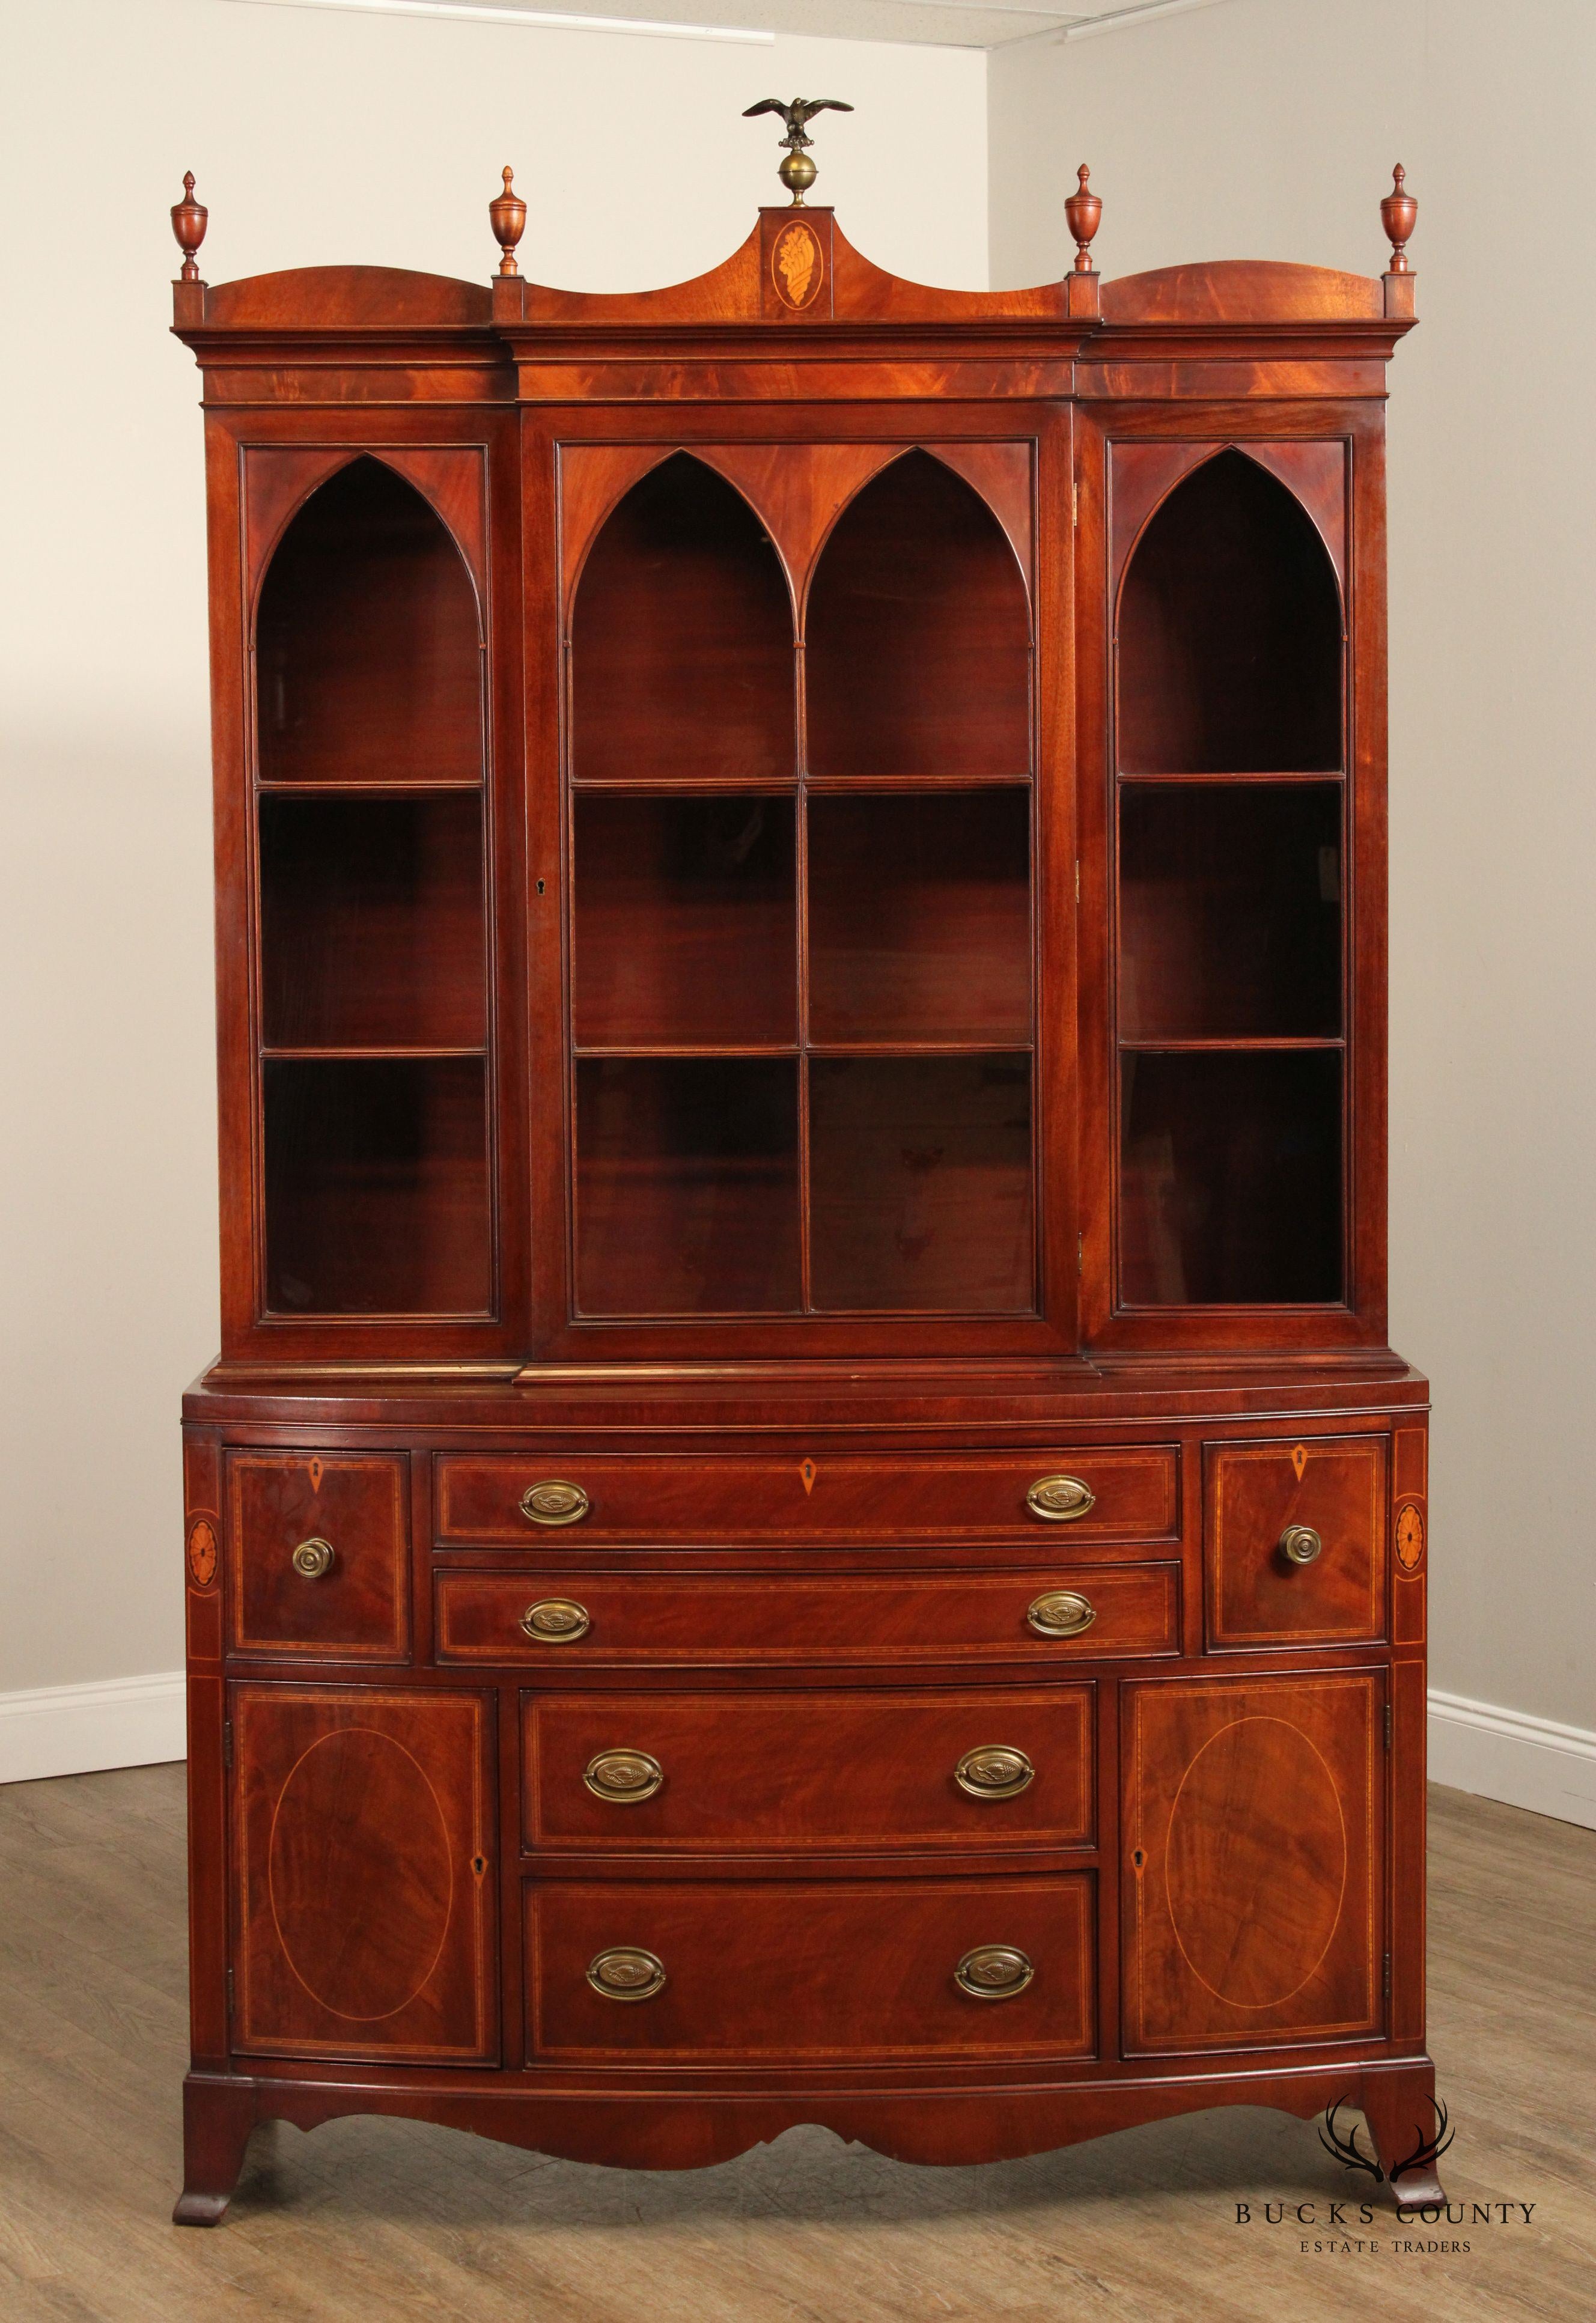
(1279, 1524, 1323, 1566)
(520, 1598, 590, 1643)
(585, 1749, 663, 1804)
(955, 1944, 1034, 2000)
(291, 1536, 335, 1580)
(1026, 1473, 1096, 1523)
(587, 1947, 666, 2002)
(520, 1480, 590, 1527)
(1027, 1589, 1096, 1639)
(955, 1746, 1035, 1800)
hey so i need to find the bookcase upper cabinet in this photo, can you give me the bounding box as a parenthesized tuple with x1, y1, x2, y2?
(172, 169, 1416, 1372)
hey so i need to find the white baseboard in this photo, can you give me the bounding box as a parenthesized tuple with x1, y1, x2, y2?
(1428, 1687, 1596, 1832)
(0, 1670, 186, 1786)
(2, 1672, 1593, 1831)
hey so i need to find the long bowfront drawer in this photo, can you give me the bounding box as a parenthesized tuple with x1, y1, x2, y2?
(436, 1562, 1178, 1666)
(434, 1447, 1178, 1547)
(526, 1874, 1095, 2060)
(523, 1686, 1095, 1852)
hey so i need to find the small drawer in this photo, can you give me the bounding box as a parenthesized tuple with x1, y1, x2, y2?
(436, 1562, 1178, 1667)
(523, 1686, 1094, 1853)
(525, 1873, 1095, 2061)
(435, 1447, 1177, 1548)
(1205, 1436, 1387, 1649)
(227, 1452, 409, 1659)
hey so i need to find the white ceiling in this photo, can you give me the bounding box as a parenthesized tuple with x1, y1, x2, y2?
(314, 0, 1226, 52)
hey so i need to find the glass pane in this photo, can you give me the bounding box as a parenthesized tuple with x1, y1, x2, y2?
(571, 455, 794, 784)
(1119, 1049, 1342, 1305)
(1118, 449, 1341, 773)
(807, 790, 1031, 1046)
(575, 1058, 800, 1315)
(256, 458, 483, 787)
(260, 793, 486, 1050)
(573, 794, 796, 1047)
(808, 1055, 1034, 1312)
(1118, 784, 1340, 1040)
(263, 1058, 492, 1315)
(806, 452, 1031, 781)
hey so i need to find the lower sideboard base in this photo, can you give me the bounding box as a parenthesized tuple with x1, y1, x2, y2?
(173, 2054, 1445, 2226)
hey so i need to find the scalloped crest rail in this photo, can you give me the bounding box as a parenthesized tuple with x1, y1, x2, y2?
(168, 163, 1441, 2227)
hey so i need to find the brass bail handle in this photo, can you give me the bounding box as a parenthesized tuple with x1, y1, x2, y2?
(1279, 1524, 1323, 1566)
(585, 1750, 663, 1803)
(520, 1481, 590, 1527)
(587, 1947, 666, 2002)
(520, 1598, 591, 1642)
(955, 1944, 1034, 2000)
(1027, 1589, 1095, 1639)
(955, 1746, 1035, 1800)
(1026, 1474, 1095, 1523)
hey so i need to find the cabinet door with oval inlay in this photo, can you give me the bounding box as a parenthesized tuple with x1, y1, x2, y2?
(232, 1686, 496, 2062)
(1122, 1672, 1383, 2056)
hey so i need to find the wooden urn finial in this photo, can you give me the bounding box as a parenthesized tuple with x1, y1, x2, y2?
(1065, 164, 1101, 274)
(490, 166, 527, 276)
(1381, 163, 1417, 273)
(171, 172, 208, 283)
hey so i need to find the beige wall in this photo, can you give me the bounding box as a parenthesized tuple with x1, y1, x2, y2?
(8, 0, 1589, 1760)
(0, 0, 987, 1701)
(990, 0, 1596, 1734)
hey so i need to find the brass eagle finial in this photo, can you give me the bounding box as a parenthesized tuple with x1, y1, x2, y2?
(743, 97, 854, 205)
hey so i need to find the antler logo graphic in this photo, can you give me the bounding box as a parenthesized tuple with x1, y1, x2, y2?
(1318, 2095, 1454, 2184)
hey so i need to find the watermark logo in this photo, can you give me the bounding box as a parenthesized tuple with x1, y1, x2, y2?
(1317, 2093, 1455, 2187)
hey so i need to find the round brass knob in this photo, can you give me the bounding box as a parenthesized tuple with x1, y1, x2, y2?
(955, 1944, 1034, 2000)
(520, 1480, 590, 1527)
(585, 1749, 663, 1804)
(1026, 1474, 1096, 1523)
(587, 1947, 666, 2002)
(1279, 1524, 1323, 1566)
(291, 1537, 334, 1580)
(955, 1746, 1035, 1800)
(1027, 1589, 1095, 1639)
(520, 1598, 590, 1643)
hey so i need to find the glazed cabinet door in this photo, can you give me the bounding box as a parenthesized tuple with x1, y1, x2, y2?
(231, 1685, 498, 2062)
(1121, 1670, 1384, 2054)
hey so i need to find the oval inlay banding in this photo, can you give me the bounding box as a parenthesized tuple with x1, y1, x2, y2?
(268, 1728, 453, 2021)
(1165, 1716, 1347, 2011)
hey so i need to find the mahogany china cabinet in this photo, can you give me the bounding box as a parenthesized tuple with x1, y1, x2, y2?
(168, 145, 1439, 2224)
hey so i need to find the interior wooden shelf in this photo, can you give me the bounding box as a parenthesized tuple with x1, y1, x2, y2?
(568, 776, 799, 794)
(807, 1040, 1037, 1058)
(262, 1046, 489, 1061)
(1119, 1037, 1342, 1053)
(1115, 768, 1344, 785)
(802, 772, 1033, 792)
(257, 778, 485, 796)
(573, 1045, 799, 1061)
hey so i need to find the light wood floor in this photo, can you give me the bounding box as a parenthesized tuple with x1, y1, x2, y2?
(0, 1769, 1589, 2321)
